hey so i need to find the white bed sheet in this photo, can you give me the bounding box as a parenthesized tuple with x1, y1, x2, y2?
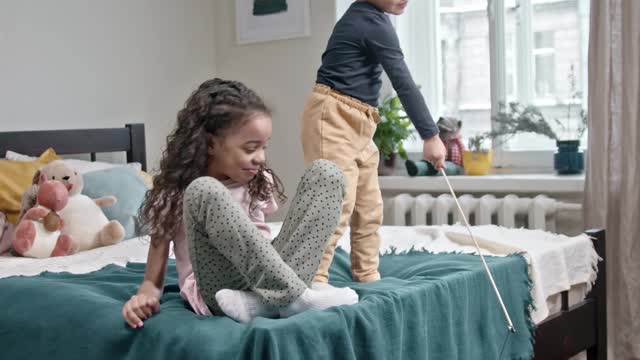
(270, 223, 599, 324)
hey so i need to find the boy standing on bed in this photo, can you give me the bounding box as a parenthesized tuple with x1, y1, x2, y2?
(301, 0, 446, 284)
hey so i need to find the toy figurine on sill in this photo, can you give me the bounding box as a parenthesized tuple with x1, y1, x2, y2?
(405, 117, 465, 177)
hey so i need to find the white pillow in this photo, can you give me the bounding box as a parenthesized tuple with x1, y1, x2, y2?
(4, 150, 142, 174)
(4, 150, 36, 161)
(62, 159, 142, 174)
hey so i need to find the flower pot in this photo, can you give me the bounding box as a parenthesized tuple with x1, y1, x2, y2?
(462, 150, 492, 176)
(378, 152, 396, 176)
(554, 140, 584, 175)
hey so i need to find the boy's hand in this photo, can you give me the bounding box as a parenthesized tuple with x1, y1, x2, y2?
(422, 136, 447, 170)
(122, 285, 162, 329)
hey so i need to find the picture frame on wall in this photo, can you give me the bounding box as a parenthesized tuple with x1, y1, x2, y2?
(235, 0, 311, 45)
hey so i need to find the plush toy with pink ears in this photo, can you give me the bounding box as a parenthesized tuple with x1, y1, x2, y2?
(13, 176, 74, 258)
(13, 160, 126, 258)
(43, 160, 125, 252)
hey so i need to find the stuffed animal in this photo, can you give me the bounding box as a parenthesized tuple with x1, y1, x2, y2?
(17, 170, 42, 223)
(437, 116, 465, 167)
(13, 177, 73, 258)
(41, 160, 125, 252)
(16, 160, 125, 255)
(404, 117, 466, 177)
(0, 212, 13, 255)
(405, 159, 464, 177)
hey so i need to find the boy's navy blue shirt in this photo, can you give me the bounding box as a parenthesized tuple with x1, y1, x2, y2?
(316, 1, 439, 139)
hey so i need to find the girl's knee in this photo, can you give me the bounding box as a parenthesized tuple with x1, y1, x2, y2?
(184, 177, 228, 208)
(307, 160, 345, 189)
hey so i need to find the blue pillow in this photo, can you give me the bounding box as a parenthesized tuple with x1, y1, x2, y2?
(81, 166, 148, 240)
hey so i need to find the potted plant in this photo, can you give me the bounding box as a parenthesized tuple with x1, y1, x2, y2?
(551, 65, 587, 175)
(374, 94, 414, 175)
(457, 98, 560, 176)
(490, 66, 587, 174)
(463, 133, 493, 175)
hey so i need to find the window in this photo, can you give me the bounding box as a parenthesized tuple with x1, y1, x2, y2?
(337, 0, 590, 166)
(440, 0, 492, 140)
(534, 31, 556, 99)
(504, 0, 589, 150)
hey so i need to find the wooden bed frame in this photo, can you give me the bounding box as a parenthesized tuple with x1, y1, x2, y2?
(534, 228, 607, 360)
(0, 123, 147, 170)
(0, 124, 606, 359)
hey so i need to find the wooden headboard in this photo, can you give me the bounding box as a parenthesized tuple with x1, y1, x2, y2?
(0, 123, 147, 171)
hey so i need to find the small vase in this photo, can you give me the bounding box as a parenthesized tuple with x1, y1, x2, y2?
(554, 140, 584, 175)
(462, 150, 492, 176)
(378, 152, 396, 176)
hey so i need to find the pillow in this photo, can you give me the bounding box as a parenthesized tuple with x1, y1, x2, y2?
(5, 150, 142, 174)
(4, 150, 37, 162)
(81, 167, 148, 240)
(0, 148, 60, 224)
(62, 159, 142, 174)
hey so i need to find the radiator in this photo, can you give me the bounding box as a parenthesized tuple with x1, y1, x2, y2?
(387, 194, 582, 232)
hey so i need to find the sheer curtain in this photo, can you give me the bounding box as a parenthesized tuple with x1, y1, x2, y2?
(583, 0, 640, 358)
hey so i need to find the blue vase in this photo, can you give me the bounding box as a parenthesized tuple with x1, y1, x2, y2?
(554, 140, 584, 175)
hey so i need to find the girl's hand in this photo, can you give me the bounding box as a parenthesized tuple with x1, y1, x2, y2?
(124, 238, 169, 329)
(122, 292, 161, 329)
(422, 135, 447, 170)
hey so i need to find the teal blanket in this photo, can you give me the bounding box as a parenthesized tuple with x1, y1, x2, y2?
(0, 249, 534, 359)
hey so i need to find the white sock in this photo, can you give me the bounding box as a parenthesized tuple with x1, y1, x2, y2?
(311, 282, 337, 291)
(311, 282, 355, 296)
(280, 287, 359, 318)
(215, 289, 278, 323)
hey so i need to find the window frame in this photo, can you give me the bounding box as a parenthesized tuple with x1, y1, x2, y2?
(334, 0, 588, 170)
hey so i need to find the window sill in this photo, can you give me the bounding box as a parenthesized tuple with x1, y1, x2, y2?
(379, 173, 585, 194)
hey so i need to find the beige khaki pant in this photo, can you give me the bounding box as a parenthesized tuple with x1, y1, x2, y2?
(300, 84, 382, 283)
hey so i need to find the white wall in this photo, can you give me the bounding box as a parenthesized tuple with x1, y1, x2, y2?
(0, 0, 217, 170)
(0, 0, 338, 219)
(212, 0, 337, 219)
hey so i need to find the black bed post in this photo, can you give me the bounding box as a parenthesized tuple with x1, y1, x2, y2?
(126, 123, 147, 171)
(586, 229, 607, 360)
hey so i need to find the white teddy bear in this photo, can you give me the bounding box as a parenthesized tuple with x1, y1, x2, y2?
(19, 160, 125, 254)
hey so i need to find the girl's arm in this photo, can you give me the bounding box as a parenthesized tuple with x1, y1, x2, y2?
(139, 238, 170, 297)
(122, 237, 170, 328)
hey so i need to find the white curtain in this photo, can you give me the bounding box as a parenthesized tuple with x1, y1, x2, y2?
(584, 0, 640, 358)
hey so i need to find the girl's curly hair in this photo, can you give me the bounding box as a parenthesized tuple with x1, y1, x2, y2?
(139, 78, 286, 246)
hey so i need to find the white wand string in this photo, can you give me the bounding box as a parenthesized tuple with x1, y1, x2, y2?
(440, 168, 515, 333)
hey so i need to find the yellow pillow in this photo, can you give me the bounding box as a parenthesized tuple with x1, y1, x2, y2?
(0, 148, 60, 224)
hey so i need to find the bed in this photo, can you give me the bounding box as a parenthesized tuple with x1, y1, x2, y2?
(0, 124, 606, 359)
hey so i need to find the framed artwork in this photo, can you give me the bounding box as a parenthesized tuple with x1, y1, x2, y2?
(235, 0, 311, 45)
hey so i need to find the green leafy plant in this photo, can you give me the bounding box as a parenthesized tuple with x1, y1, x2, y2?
(467, 133, 491, 153)
(490, 65, 588, 143)
(491, 101, 559, 141)
(374, 95, 414, 160)
(467, 100, 555, 152)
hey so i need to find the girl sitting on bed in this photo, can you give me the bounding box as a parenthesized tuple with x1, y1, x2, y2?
(121, 78, 358, 328)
